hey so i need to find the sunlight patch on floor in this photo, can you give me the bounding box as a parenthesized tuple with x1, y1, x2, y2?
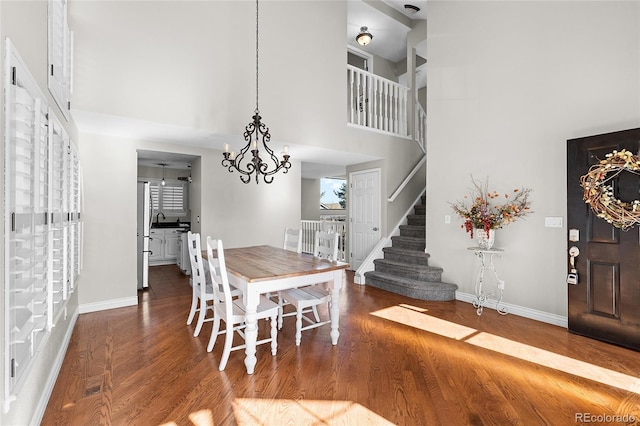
(465, 332, 640, 394)
(370, 305, 640, 395)
(371, 305, 478, 340)
(232, 398, 395, 425)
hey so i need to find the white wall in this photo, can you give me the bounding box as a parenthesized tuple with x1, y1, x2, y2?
(301, 178, 321, 220)
(426, 1, 640, 317)
(79, 132, 301, 307)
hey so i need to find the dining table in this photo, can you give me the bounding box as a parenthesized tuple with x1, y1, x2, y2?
(222, 245, 350, 374)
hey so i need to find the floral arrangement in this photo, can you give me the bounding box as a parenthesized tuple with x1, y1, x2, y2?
(580, 149, 640, 231)
(450, 177, 533, 238)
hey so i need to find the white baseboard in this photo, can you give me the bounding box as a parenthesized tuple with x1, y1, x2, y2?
(79, 296, 138, 314)
(31, 306, 80, 426)
(456, 291, 568, 328)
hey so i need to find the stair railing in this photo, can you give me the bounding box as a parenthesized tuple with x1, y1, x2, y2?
(300, 220, 347, 261)
(387, 156, 426, 203)
(347, 65, 410, 138)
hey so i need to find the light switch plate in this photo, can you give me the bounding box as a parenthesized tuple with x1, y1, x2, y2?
(544, 217, 563, 228)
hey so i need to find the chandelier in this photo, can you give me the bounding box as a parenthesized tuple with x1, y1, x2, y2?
(222, 0, 291, 184)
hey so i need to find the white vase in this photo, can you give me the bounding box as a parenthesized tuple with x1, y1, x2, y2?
(475, 228, 495, 249)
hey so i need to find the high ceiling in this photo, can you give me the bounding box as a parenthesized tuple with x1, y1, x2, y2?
(69, 0, 426, 178)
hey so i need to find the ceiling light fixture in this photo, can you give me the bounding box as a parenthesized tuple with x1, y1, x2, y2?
(159, 163, 167, 186)
(356, 26, 373, 46)
(221, 0, 291, 184)
(404, 4, 421, 15)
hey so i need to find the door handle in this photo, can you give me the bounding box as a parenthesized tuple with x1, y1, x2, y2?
(567, 246, 580, 285)
(373, 227, 379, 231)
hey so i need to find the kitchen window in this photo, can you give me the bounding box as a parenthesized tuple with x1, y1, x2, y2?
(150, 180, 188, 216)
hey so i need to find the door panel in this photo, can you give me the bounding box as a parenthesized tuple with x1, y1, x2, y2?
(350, 169, 381, 270)
(567, 128, 640, 351)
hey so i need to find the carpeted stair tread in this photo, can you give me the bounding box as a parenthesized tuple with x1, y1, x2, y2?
(391, 235, 425, 250)
(399, 225, 425, 236)
(374, 258, 442, 273)
(407, 214, 425, 226)
(383, 247, 431, 264)
(364, 271, 457, 301)
(373, 259, 443, 281)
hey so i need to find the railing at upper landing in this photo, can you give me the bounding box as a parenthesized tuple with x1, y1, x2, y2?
(347, 65, 426, 152)
(347, 65, 409, 138)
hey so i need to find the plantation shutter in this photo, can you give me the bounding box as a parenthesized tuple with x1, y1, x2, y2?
(162, 184, 185, 213)
(48, 0, 73, 120)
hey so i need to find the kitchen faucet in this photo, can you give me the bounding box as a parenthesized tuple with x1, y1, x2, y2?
(156, 212, 165, 224)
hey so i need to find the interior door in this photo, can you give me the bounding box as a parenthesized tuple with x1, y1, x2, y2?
(349, 169, 381, 270)
(567, 128, 640, 351)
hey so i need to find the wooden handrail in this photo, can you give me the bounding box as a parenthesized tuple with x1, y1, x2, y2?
(387, 156, 426, 203)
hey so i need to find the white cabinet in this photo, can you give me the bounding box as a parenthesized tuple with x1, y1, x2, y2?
(149, 228, 183, 265)
(176, 232, 191, 275)
(165, 230, 180, 259)
(149, 229, 163, 263)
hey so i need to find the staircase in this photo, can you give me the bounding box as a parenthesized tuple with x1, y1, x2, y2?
(364, 195, 458, 301)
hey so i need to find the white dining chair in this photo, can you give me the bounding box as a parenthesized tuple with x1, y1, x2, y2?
(186, 231, 240, 337)
(206, 237, 279, 371)
(277, 226, 326, 329)
(273, 228, 305, 327)
(283, 227, 302, 253)
(280, 230, 339, 346)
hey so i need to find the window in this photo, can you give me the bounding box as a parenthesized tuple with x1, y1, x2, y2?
(320, 178, 346, 210)
(150, 180, 188, 216)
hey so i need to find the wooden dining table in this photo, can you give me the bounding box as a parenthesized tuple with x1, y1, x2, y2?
(222, 245, 350, 374)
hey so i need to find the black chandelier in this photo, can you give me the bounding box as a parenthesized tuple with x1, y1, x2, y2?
(222, 0, 291, 184)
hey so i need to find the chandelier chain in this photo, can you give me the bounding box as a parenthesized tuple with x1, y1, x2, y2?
(255, 0, 259, 114)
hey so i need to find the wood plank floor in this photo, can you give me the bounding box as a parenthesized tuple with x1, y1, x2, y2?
(42, 265, 640, 425)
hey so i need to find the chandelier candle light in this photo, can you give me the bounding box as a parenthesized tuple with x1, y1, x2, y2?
(221, 0, 291, 184)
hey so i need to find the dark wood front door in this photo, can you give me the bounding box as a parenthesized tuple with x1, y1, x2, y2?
(567, 128, 640, 351)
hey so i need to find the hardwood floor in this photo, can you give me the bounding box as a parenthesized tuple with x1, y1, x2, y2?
(42, 265, 640, 425)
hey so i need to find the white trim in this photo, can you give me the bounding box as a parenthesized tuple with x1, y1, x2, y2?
(347, 122, 413, 140)
(456, 292, 568, 328)
(354, 237, 390, 284)
(30, 306, 79, 426)
(347, 44, 374, 73)
(79, 296, 138, 314)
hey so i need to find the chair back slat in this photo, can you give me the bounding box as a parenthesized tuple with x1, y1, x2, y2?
(187, 231, 207, 292)
(313, 231, 339, 261)
(283, 228, 302, 253)
(206, 237, 234, 317)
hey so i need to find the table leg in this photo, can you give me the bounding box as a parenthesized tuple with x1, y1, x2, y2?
(330, 270, 341, 345)
(243, 292, 259, 374)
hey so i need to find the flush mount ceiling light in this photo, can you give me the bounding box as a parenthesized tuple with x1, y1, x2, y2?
(221, 0, 291, 184)
(404, 4, 421, 15)
(356, 26, 373, 46)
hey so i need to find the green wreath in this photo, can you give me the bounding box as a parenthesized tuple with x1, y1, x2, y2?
(580, 149, 640, 231)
